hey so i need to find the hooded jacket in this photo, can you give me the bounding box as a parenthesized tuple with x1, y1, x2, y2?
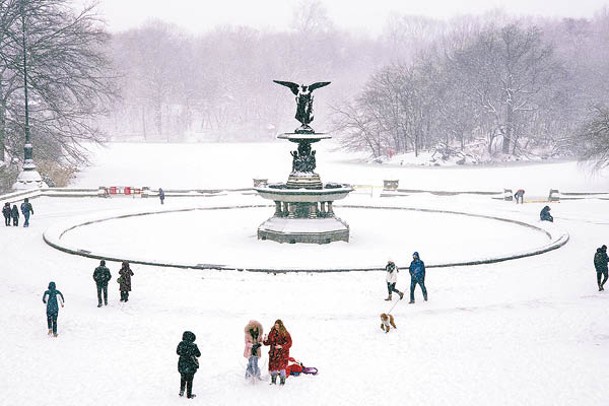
(42, 282, 64, 315)
(409, 255, 425, 281)
(594, 248, 608, 272)
(177, 331, 201, 375)
(385, 261, 398, 283)
(244, 320, 264, 358)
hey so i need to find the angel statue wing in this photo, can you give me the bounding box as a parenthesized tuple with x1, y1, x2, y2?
(273, 80, 300, 96)
(307, 82, 331, 92)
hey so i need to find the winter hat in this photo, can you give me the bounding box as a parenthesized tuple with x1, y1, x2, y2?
(100, 260, 106, 266)
(413, 251, 419, 258)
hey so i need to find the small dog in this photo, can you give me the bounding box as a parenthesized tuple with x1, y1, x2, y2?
(380, 313, 397, 333)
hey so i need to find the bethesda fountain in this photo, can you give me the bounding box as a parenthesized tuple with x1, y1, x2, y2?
(255, 80, 354, 244)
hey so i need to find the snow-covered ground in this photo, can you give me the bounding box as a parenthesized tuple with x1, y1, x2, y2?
(1, 141, 609, 406)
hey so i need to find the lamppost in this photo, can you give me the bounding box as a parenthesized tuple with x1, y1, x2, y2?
(13, 0, 47, 190)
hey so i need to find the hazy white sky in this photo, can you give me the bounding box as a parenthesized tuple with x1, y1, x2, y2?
(80, 0, 608, 35)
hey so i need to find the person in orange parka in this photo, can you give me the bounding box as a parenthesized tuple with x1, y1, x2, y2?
(263, 319, 292, 385)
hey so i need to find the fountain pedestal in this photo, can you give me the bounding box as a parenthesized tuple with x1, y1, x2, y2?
(255, 133, 353, 244)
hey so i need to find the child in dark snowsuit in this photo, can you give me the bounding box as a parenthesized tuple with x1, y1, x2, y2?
(42, 281, 64, 337)
(10, 204, 19, 226)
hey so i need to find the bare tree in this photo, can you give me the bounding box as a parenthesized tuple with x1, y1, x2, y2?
(577, 105, 609, 169)
(0, 0, 118, 168)
(448, 24, 564, 155)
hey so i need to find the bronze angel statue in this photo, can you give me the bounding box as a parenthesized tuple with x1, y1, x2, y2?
(273, 80, 331, 133)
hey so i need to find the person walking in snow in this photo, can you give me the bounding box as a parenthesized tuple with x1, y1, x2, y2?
(20, 198, 34, 227)
(158, 188, 165, 205)
(540, 205, 553, 222)
(263, 319, 292, 385)
(514, 189, 525, 204)
(244, 320, 264, 381)
(42, 281, 64, 337)
(117, 261, 134, 302)
(93, 259, 112, 307)
(594, 245, 608, 291)
(2, 202, 11, 226)
(408, 251, 428, 304)
(384, 259, 404, 301)
(10, 204, 19, 226)
(176, 331, 201, 399)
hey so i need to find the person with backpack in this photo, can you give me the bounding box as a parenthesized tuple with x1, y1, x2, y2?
(384, 259, 404, 301)
(408, 251, 428, 304)
(10, 204, 19, 226)
(244, 320, 263, 381)
(42, 281, 64, 337)
(263, 319, 292, 385)
(594, 245, 608, 291)
(117, 261, 134, 302)
(176, 331, 201, 399)
(93, 260, 112, 307)
(20, 198, 34, 227)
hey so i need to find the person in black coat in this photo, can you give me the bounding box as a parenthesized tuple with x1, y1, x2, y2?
(540, 205, 553, 222)
(2, 202, 11, 226)
(92, 259, 112, 307)
(10, 204, 19, 226)
(594, 245, 608, 291)
(117, 261, 134, 302)
(42, 281, 64, 337)
(176, 331, 201, 399)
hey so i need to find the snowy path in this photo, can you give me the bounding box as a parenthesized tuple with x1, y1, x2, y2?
(1, 143, 608, 405)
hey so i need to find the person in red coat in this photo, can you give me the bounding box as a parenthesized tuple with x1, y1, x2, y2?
(263, 319, 292, 385)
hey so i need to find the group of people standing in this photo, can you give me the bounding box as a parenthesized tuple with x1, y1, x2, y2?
(92, 259, 134, 307)
(176, 319, 292, 399)
(2, 198, 34, 227)
(384, 251, 428, 304)
(41, 259, 135, 338)
(242, 319, 292, 385)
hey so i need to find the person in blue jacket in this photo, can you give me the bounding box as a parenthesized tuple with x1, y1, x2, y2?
(42, 281, 64, 337)
(408, 251, 428, 304)
(176, 331, 201, 399)
(540, 205, 553, 222)
(20, 198, 34, 227)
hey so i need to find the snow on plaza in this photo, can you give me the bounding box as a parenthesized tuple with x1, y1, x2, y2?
(2, 141, 609, 406)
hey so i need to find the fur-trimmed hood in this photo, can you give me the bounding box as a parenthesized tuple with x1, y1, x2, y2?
(244, 320, 263, 336)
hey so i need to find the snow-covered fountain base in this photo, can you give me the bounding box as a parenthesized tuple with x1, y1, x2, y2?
(255, 133, 353, 244)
